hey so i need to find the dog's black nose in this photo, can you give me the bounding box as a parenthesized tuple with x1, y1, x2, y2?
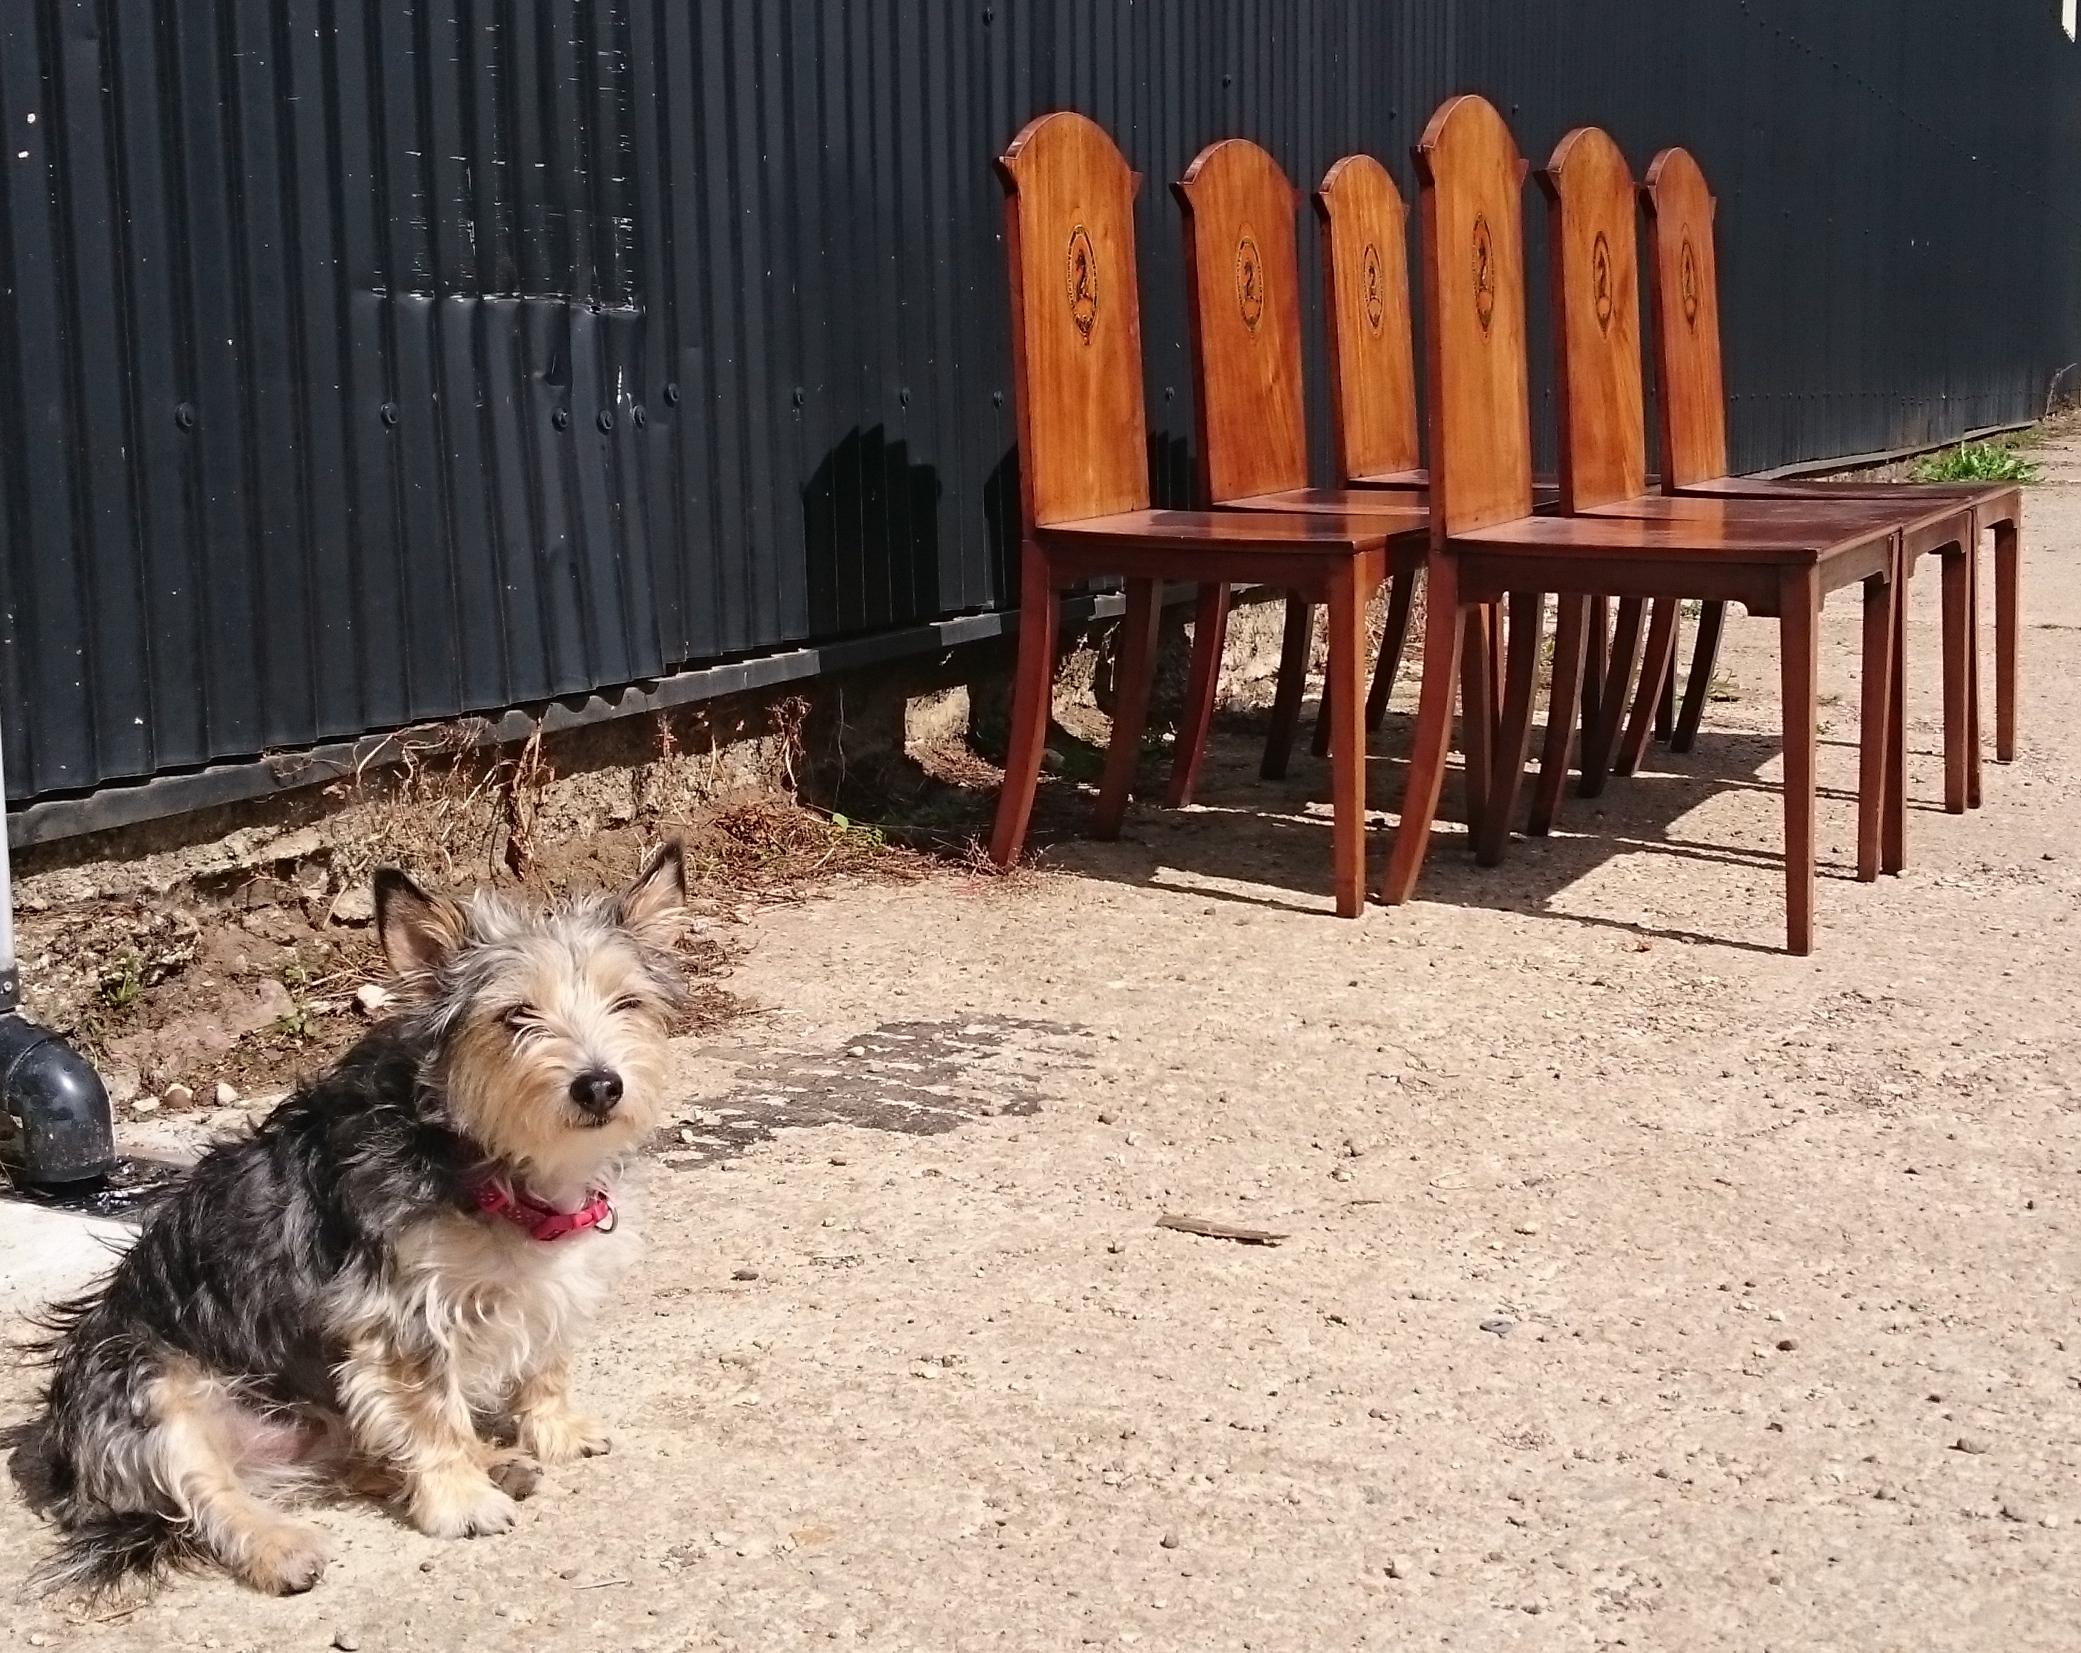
(570, 1069, 624, 1116)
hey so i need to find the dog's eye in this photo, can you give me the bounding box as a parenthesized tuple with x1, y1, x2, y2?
(609, 993, 648, 1017)
(502, 1006, 538, 1033)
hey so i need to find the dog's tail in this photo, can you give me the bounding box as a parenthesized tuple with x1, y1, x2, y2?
(31, 1511, 208, 1600)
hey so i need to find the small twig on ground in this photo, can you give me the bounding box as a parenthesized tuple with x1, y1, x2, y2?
(1157, 1214, 1289, 1246)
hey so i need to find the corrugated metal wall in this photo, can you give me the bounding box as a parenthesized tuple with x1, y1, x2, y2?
(3, 0, 2077, 805)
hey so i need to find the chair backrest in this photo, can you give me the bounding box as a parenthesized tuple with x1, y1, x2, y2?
(996, 111, 1152, 530)
(1174, 138, 1309, 504)
(1537, 126, 1649, 511)
(1413, 94, 1535, 538)
(1315, 154, 1421, 484)
(1639, 146, 1728, 486)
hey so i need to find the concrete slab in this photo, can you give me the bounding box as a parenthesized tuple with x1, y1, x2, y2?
(0, 1199, 130, 1318)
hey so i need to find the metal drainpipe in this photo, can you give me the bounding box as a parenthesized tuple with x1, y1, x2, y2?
(0, 715, 114, 1186)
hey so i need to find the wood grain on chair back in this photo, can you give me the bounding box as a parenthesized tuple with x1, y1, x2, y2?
(1315, 154, 1420, 485)
(1640, 147, 1729, 487)
(1538, 127, 1649, 511)
(1174, 138, 1309, 504)
(996, 112, 1152, 530)
(1413, 95, 1535, 539)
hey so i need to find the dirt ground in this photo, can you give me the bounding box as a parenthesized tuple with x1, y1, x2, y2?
(5, 431, 2080, 1651)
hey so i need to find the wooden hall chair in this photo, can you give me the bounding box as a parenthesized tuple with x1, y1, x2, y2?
(1639, 147, 2022, 811)
(1523, 127, 1973, 875)
(1166, 137, 1433, 809)
(986, 111, 1395, 918)
(1256, 153, 1568, 785)
(1385, 97, 1929, 954)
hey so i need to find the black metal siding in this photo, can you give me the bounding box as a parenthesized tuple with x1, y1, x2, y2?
(4, 0, 2077, 804)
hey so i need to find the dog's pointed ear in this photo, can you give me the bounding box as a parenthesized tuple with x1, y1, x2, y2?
(615, 839, 687, 944)
(374, 868, 468, 989)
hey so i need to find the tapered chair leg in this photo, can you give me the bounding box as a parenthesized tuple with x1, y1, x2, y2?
(1093, 578, 1164, 839)
(1580, 598, 1646, 795)
(1261, 592, 1312, 780)
(1885, 554, 1907, 876)
(1529, 595, 1589, 837)
(1856, 569, 1895, 883)
(1672, 599, 1726, 754)
(1459, 605, 1495, 841)
(1940, 551, 1969, 814)
(1325, 566, 1372, 918)
(1313, 566, 1418, 757)
(988, 548, 1062, 867)
(1476, 590, 1546, 866)
(1166, 583, 1232, 808)
(1382, 557, 1467, 907)
(1654, 640, 1677, 742)
(1779, 568, 1821, 957)
(1966, 539, 1983, 810)
(1614, 598, 1681, 776)
(1994, 514, 2020, 762)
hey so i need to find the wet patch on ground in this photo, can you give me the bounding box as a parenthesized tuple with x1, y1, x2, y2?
(653, 1016, 1086, 1168)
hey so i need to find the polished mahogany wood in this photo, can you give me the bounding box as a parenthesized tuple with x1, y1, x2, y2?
(1536, 125, 1969, 836)
(1175, 139, 1431, 781)
(1641, 145, 2022, 775)
(1385, 101, 1910, 952)
(991, 113, 1391, 916)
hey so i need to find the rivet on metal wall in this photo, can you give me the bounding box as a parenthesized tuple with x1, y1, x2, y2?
(552, 408, 570, 430)
(379, 402, 398, 427)
(174, 402, 196, 430)
(898, 387, 911, 408)
(597, 409, 615, 433)
(664, 382, 680, 405)
(991, 390, 1004, 407)
(632, 405, 646, 428)
(792, 386, 806, 407)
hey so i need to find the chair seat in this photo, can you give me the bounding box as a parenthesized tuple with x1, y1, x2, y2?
(1038, 506, 1413, 559)
(1452, 508, 1893, 565)
(1347, 469, 1568, 510)
(1676, 474, 2021, 526)
(1582, 492, 1967, 540)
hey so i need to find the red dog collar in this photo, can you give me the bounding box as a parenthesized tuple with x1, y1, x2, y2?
(471, 1176, 616, 1242)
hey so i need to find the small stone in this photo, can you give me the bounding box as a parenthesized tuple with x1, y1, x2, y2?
(354, 983, 392, 1016)
(104, 1065, 142, 1106)
(131, 1094, 162, 1115)
(333, 1632, 362, 1651)
(732, 1268, 759, 1282)
(1952, 1435, 1992, 1455)
(419, 1560, 435, 1573)
(329, 884, 375, 926)
(1159, 1532, 1180, 1550)
(163, 1082, 194, 1110)
(1383, 1558, 1405, 1579)
(214, 1081, 240, 1107)
(29, 1636, 48, 1648)
(1107, 1241, 1125, 1255)
(1096, 1111, 1116, 1125)
(1514, 1222, 1541, 1236)
(1479, 1317, 1515, 1336)
(1341, 1139, 1363, 1158)
(1776, 1338, 1797, 1352)
(829, 1156, 848, 1166)
(2041, 1514, 2062, 1529)
(678, 1127, 696, 1145)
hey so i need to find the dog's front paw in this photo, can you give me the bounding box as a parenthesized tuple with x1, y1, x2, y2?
(239, 1519, 331, 1595)
(409, 1466, 521, 1539)
(517, 1407, 612, 1465)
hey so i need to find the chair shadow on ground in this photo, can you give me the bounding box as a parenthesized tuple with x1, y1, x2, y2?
(1060, 694, 1976, 952)
(800, 648, 1968, 956)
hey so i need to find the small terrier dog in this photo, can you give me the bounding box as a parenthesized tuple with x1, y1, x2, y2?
(27, 842, 687, 1596)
